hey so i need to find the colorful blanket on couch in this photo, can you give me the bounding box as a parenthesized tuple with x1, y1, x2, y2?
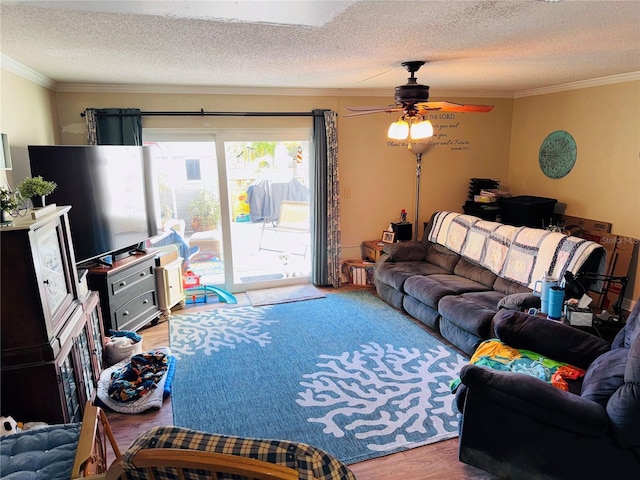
(428, 211, 605, 289)
(450, 339, 585, 393)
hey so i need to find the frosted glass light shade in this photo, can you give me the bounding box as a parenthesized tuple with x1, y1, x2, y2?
(388, 120, 409, 140)
(410, 120, 433, 139)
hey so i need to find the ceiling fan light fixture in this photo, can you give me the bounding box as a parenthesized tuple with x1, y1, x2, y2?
(388, 119, 409, 140)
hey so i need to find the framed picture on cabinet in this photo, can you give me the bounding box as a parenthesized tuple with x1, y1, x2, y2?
(381, 231, 396, 243)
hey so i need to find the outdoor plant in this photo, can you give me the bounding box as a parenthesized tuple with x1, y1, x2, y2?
(188, 190, 221, 232)
(0, 186, 19, 212)
(16, 176, 57, 206)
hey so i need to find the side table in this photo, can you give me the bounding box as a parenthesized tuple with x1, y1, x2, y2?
(362, 239, 385, 262)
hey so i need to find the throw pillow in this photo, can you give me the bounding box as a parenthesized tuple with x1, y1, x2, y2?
(383, 242, 426, 261)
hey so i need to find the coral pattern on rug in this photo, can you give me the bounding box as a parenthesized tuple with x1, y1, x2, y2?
(170, 307, 276, 357)
(297, 342, 466, 452)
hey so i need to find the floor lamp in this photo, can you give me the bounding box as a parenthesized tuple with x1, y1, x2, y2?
(408, 141, 435, 241)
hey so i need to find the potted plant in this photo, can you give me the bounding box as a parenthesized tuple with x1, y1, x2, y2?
(188, 190, 221, 232)
(17, 176, 57, 207)
(0, 186, 19, 223)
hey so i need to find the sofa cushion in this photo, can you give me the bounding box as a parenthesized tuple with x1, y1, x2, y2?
(440, 318, 484, 356)
(403, 295, 441, 330)
(425, 243, 460, 273)
(375, 261, 449, 291)
(404, 274, 490, 310)
(438, 293, 500, 340)
(454, 257, 498, 288)
(581, 348, 628, 407)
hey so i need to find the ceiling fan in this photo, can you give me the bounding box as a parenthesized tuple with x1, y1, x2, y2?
(344, 61, 494, 117)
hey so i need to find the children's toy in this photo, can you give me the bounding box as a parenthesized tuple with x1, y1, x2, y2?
(184, 285, 237, 305)
(1, 416, 20, 436)
(183, 269, 201, 289)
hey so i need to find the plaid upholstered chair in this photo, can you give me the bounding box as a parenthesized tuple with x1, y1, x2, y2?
(105, 426, 357, 480)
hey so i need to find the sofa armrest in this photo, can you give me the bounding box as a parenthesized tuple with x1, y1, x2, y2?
(382, 241, 426, 262)
(493, 309, 610, 369)
(460, 365, 609, 436)
(497, 293, 540, 311)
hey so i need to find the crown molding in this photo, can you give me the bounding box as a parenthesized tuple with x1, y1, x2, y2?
(1, 55, 58, 90)
(2, 54, 637, 99)
(514, 71, 640, 98)
(55, 83, 515, 99)
(56, 83, 354, 97)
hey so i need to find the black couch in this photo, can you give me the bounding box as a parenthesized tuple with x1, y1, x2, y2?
(454, 301, 640, 479)
(374, 211, 605, 355)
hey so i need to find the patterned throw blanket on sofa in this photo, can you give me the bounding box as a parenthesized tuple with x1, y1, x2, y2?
(428, 211, 605, 289)
(450, 339, 586, 393)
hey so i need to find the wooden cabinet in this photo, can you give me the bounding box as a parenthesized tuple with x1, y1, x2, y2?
(1, 293, 104, 424)
(0, 207, 105, 424)
(87, 252, 162, 334)
(1, 207, 78, 365)
(155, 256, 185, 320)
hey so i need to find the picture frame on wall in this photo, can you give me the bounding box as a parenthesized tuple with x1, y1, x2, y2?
(382, 231, 396, 243)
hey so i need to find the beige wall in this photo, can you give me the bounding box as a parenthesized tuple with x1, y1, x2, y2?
(53, 90, 513, 260)
(337, 96, 513, 255)
(510, 81, 640, 302)
(0, 69, 58, 187)
(2, 68, 638, 304)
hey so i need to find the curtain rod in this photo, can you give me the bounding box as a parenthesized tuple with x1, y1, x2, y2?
(81, 108, 324, 118)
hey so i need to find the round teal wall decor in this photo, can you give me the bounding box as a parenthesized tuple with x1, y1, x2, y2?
(538, 130, 577, 179)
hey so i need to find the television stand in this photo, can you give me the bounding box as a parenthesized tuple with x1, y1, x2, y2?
(127, 246, 147, 256)
(86, 251, 162, 334)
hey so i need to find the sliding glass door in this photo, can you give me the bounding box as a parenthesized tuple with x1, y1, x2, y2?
(144, 129, 311, 293)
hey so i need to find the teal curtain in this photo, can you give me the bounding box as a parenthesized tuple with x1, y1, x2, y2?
(85, 108, 142, 145)
(311, 109, 341, 287)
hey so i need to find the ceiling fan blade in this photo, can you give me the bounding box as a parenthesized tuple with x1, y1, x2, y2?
(344, 105, 394, 111)
(416, 101, 494, 113)
(343, 107, 404, 117)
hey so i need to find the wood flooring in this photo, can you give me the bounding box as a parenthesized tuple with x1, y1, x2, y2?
(103, 285, 502, 479)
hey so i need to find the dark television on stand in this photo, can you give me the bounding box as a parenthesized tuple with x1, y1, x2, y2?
(28, 145, 159, 266)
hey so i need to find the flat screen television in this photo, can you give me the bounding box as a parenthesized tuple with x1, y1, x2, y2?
(28, 145, 159, 265)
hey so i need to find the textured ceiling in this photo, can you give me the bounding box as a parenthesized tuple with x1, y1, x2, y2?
(1, 0, 639, 96)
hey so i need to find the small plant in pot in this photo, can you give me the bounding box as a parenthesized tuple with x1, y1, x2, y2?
(17, 176, 57, 208)
(0, 186, 19, 223)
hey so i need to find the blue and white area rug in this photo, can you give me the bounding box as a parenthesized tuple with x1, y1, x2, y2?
(170, 290, 467, 464)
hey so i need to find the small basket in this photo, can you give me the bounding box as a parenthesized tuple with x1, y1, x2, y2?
(342, 260, 375, 285)
(105, 336, 143, 366)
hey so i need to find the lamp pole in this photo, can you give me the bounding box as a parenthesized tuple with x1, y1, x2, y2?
(408, 141, 433, 241)
(414, 152, 422, 241)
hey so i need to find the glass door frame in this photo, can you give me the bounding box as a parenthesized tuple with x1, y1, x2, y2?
(143, 127, 312, 293)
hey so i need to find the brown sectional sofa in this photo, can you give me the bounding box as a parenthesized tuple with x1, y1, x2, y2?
(374, 211, 606, 355)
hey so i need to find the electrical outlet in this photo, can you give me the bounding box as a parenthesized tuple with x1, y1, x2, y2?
(343, 186, 351, 198)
